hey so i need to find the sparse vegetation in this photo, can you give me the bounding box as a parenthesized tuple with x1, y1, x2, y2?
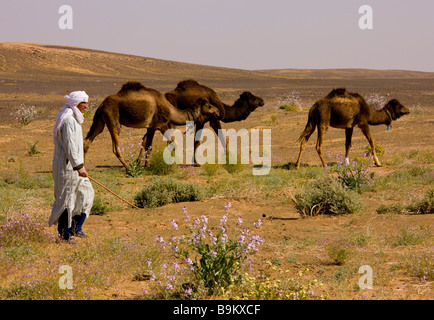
(27, 141, 42, 156)
(134, 177, 205, 208)
(377, 189, 434, 215)
(292, 176, 363, 216)
(278, 91, 303, 112)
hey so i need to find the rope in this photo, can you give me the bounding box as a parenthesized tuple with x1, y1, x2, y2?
(88, 176, 141, 210)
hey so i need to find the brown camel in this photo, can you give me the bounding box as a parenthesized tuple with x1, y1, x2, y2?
(295, 88, 410, 169)
(83, 81, 220, 169)
(164, 79, 265, 161)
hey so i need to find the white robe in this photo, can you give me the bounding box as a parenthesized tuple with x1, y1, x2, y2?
(48, 113, 94, 227)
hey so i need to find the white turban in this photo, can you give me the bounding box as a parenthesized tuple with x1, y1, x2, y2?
(64, 91, 89, 108)
(53, 91, 89, 142)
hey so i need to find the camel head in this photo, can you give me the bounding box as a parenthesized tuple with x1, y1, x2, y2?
(383, 99, 410, 121)
(191, 97, 221, 121)
(238, 91, 265, 112)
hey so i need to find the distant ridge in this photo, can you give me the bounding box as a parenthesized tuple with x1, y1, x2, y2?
(0, 42, 270, 82)
(1, 43, 433, 81)
(256, 68, 434, 79)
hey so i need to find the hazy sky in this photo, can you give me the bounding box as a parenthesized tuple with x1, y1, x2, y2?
(1, 0, 434, 71)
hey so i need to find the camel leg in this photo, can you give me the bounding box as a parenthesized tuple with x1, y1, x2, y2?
(106, 122, 129, 170)
(295, 125, 316, 169)
(315, 124, 328, 167)
(137, 131, 148, 160)
(210, 120, 226, 150)
(344, 128, 354, 165)
(210, 119, 227, 164)
(359, 125, 381, 166)
(142, 129, 155, 167)
(193, 122, 205, 166)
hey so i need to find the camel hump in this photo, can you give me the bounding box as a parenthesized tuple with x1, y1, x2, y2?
(326, 88, 350, 98)
(176, 79, 200, 89)
(118, 81, 147, 95)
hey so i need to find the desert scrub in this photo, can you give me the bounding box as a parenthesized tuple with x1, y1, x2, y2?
(376, 189, 433, 215)
(373, 164, 433, 191)
(118, 140, 145, 177)
(292, 176, 363, 216)
(150, 204, 264, 297)
(91, 197, 109, 215)
(365, 144, 385, 157)
(220, 265, 324, 300)
(406, 251, 434, 281)
(0, 213, 56, 246)
(201, 162, 221, 176)
(134, 177, 205, 208)
(0, 279, 69, 300)
(389, 226, 431, 246)
(223, 151, 247, 174)
(2, 163, 52, 189)
(325, 238, 354, 265)
(145, 143, 178, 175)
(27, 141, 42, 156)
(278, 91, 302, 112)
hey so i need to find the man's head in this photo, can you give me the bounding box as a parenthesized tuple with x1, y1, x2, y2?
(65, 91, 89, 110)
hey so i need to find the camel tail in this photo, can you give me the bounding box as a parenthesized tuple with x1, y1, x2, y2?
(297, 104, 317, 143)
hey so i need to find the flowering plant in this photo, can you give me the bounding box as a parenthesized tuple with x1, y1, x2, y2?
(13, 104, 37, 125)
(155, 203, 264, 296)
(365, 93, 387, 111)
(334, 154, 374, 192)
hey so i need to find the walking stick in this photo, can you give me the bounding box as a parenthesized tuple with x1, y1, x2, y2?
(88, 176, 141, 210)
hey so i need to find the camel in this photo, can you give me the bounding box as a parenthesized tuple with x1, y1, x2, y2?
(83, 81, 220, 169)
(164, 79, 265, 162)
(295, 88, 410, 169)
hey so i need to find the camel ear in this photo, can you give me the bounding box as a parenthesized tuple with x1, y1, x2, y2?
(240, 92, 252, 100)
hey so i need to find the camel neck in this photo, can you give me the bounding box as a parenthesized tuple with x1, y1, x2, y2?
(168, 105, 193, 125)
(368, 108, 392, 126)
(222, 100, 249, 122)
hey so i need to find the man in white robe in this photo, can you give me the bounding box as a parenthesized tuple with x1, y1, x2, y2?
(48, 91, 94, 241)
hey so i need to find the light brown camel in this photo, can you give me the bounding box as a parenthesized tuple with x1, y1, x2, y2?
(295, 88, 410, 169)
(164, 79, 265, 162)
(83, 81, 220, 169)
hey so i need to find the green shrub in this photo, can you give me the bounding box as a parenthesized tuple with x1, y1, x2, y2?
(292, 177, 363, 216)
(134, 177, 205, 208)
(279, 104, 302, 112)
(376, 189, 433, 215)
(326, 239, 353, 265)
(392, 226, 431, 246)
(201, 163, 221, 176)
(365, 144, 385, 157)
(91, 197, 109, 215)
(223, 151, 246, 174)
(146, 144, 177, 175)
(407, 189, 434, 214)
(27, 141, 42, 156)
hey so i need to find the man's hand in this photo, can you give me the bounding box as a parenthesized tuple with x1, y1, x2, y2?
(77, 166, 89, 178)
